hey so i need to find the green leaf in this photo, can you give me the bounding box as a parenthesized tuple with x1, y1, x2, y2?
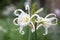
(31, 2, 37, 15)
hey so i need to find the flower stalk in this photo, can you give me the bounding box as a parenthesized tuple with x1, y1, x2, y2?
(35, 23, 37, 40)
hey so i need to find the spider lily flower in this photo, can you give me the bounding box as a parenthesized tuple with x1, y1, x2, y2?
(13, 3, 43, 35)
(14, 9, 31, 35)
(13, 9, 40, 35)
(36, 13, 58, 35)
(13, 4, 36, 35)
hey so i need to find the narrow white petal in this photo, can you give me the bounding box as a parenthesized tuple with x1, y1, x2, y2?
(49, 17, 58, 25)
(31, 29, 35, 33)
(36, 24, 42, 30)
(25, 3, 30, 15)
(25, 4, 30, 10)
(13, 18, 19, 25)
(14, 9, 25, 16)
(30, 21, 35, 32)
(30, 14, 40, 20)
(34, 8, 43, 14)
(45, 13, 56, 18)
(43, 27, 48, 35)
(19, 26, 25, 35)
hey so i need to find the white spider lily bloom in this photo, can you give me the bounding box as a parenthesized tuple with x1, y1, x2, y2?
(36, 13, 58, 35)
(13, 9, 39, 35)
(13, 9, 30, 35)
(13, 3, 44, 35)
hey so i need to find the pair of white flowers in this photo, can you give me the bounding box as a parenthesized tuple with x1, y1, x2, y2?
(13, 4, 58, 35)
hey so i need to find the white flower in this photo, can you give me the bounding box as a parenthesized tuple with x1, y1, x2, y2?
(13, 3, 43, 35)
(13, 3, 32, 35)
(13, 9, 29, 35)
(36, 13, 58, 35)
(13, 9, 40, 35)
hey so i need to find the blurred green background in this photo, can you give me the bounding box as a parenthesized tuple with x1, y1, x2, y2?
(0, 0, 60, 40)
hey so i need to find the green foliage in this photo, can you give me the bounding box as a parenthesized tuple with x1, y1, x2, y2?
(30, 2, 37, 24)
(31, 2, 37, 15)
(0, 18, 32, 40)
(0, 0, 60, 40)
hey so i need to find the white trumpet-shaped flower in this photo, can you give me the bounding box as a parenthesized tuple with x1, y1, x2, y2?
(36, 13, 58, 35)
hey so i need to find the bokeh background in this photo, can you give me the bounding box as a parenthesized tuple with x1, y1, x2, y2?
(0, 0, 60, 40)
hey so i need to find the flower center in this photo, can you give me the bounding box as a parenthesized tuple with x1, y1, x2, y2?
(41, 19, 47, 25)
(24, 17, 29, 22)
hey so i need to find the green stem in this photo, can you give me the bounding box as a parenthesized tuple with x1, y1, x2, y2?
(35, 23, 37, 40)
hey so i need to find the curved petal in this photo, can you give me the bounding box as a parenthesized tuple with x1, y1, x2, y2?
(43, 27, 48, 35)
(25, 4, 30, 10)
(36, 24, 42, 30)
(49, 17, 58, 25)
(34, 8, 43, 14)
(45, 13, 56, 18)
(35, 17, 43, 23)
(30, 21, 35, 32)
(13, 18, 19, 25)
(30, 14, 40, 20)
(19, 26, 25, 35)
(14, 9, 25, 16)
(24, 3, 30, 15)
